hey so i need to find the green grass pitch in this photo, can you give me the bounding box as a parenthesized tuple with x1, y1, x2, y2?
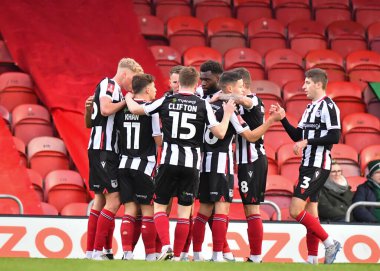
(0, 258, 378, 271)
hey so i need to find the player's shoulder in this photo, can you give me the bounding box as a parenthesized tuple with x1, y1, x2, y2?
(322, 96, 338, 109)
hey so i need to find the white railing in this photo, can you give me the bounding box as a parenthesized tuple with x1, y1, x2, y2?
(0, 194, 24, 214)
(345, 201, 380, 222)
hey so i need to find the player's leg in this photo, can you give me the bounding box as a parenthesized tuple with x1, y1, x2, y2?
(291, 167, 341, 264)
(305, 202, 320, 264)
(85, 193, 105, 259)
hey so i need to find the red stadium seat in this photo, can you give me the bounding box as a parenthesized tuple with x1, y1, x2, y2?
(45, 170, 88, 213)
(360, 144, 380, 175)
(342, 113, 380, 153)
(363, 84, 380, 119)
(264, 144, 278, 175)
(352, 0, 380, 28)
(12, 104, 53, 145)
(183, 46, 222, 70)
(150, 45, 181, 82)
(28, 136, 70, 179)
(251, 80, 283, 107)
(263, 196, 292, 219)
(247, 18, 286, 56)
(288, 20, 327, 57)
(312, 0, 351, 27)
(138, 15, 168, 46)
(346, 50, 380, 89)
(331, 144, 360, 177)
(207, 17, 246, 55)
(40, 202, 59, 216)
(167, 16, 206, 55)
(61, 202, 89, 216)
(0, 41, 19, 74)
(266, 175, 294, 196)
(346, 176, 366, 192)
(0, 72, 37, 111)
(283, 80, 309, 120)
(27, 168, 44, 202)
(265, 49, 304, 88)
(326, 81, 365, 121)
(368, 22, 380, 55)
(234, 0, 272, 25)
(12, 136, 27, 167)
(193, 0, 232, 23)
(305, 50, 345, 82)
(224, 48, 264, 80)
(272, 0, 311, 25)
(327, 20, 367, 58)
(155, 0, 191, 23)
(133, 0, 152, 16)
(277, 143, 302, 182)
(265, 113, 299, 152)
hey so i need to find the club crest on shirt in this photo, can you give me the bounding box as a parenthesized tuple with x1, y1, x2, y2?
(111, 179, 118, 188)
(315, 110, 321, 118)
(107, 83, 114, 94)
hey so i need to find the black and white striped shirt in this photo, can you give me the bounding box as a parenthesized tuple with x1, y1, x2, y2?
(202, 100, 249, 174)
(235, 95, 266, 164)
(144, 92, 219, 169)
(116, 100, 161, 176)
(88, 78, 122, 152)
(299, 96, 341, 169)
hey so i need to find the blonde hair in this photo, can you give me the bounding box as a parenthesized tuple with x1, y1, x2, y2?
(118, 58, 143, 73)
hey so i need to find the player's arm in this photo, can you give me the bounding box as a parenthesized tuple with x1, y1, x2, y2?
(270, 103, 302, 142)
(307, 129, 340, 145)
(210, 93, 254, 109)
(152, 113, 162, 147)
(209, 99, 236, 139)
(124, 92, 146, 115)
(100, 96, 126, 116)
(84, 95, 93, 128)
(239, 113, 281, 142)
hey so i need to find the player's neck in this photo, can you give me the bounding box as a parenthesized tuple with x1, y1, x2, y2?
(134, 93, 149, 101)
(312, 92, 326, 102)
(179, 88, 194, 94)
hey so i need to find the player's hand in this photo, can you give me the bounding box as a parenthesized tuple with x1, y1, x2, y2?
(125, 92, 134, 101)
(293, 139, 308, 155)
(209, 91, 222, 103)
(223, 99, 236, 115)
(269, 103, 286, 120)
(85, 95, 94, 110)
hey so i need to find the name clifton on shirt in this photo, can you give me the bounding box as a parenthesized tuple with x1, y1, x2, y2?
(169, 103, 198, 112)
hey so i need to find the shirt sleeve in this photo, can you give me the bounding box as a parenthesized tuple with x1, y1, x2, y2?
(99, 78, 114, 100)
(143, 96, 165, 116)
(322, 100, 341, 130)
(245, 95, 258, 110)
(205, 100, 219, 128)
(151, 113, 162, 136)
(230, 112, 249, 134)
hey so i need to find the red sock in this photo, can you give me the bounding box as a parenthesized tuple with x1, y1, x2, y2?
(120, 215, 135, 251)
(86, 209, 100, 251)
(247, 214, 263, 255)
(182, 216, 193, 253)
(104, 218, 115, 251)
(192, 213, 209, 252)
(307, 217, 320, 256)
(174, 218, 190, 257)
(212, 214, 228, 252)
(132, 215, 142, 251)
(223, 217, 231, 253)
(296, 211, 328, 241)
(142, 216, 157, 255)
(93, 209, 115, 251)
(155, 234, 162, 254)
(154, 212, 170, 246)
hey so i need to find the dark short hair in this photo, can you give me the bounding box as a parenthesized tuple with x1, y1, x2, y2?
(305, 68, 328, 90)
(132, 74, 155, 94)
(179, 66, 199, 88)
(231, 67, 251, 88)
(169, 65, 185, 76)
(200, 60, 223, 75)
(219, 71, 242, 91)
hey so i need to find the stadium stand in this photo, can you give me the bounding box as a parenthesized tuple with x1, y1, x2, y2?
(194, 0, 232, 23)
(272, 0, 311, 25)
(155, 0, 192, 23)
(138, 15, 168, 46)
(234, 0, 272, 25)
(312, 0, 351, 27)
(331, 144, 361, 177)
(224, 48, 265, 80)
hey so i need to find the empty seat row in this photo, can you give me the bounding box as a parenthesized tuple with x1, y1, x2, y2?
(134, 0, 380, 28)
(142, 15, 380, 56)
